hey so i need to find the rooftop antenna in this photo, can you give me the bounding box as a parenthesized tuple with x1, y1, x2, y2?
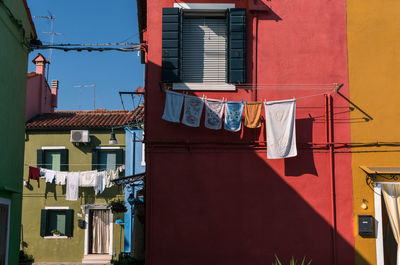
(33, 11, 63, 80)
(73, 84, 97, 110)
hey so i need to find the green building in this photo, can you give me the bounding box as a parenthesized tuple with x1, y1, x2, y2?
(0, 1, 36, 264)
(21, 109, 143, 264)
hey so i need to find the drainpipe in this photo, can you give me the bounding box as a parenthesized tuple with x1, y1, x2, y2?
(326, 94, 337, 265)
(252, 13, 258, 101)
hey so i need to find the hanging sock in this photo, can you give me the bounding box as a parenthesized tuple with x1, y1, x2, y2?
(182, 94, 204, 127)
(264, 99, 297, 159)
(224, 101, 244, 132)
(204, 98, 225, 130)
(66, 172, 80, 201)
(28, 166, 40, 188)
(162, 90, 184, 123)
(244, 101, 262, 128)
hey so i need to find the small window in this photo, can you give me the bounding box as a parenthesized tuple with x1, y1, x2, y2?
(92, 149, 123, 171)
(99, 151, 117, 171)
(181, 14, 227, 83)
(161, 8, 247, 88)
(44, 151, 61, 171)
(40, 209, 74, 237)
(37, 149, 68, 171)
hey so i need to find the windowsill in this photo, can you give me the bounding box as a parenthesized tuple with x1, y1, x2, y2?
(173, 83, 236, 91)
(44, 236, 68, 239)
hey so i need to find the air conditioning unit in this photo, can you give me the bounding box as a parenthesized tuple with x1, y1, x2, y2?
(70, 130, 90, 143)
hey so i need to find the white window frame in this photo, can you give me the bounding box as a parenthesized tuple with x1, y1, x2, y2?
(0, 198, 10, 265)
(172, 3, 237, 91)
(41, 146, 66, 150)
(43, 206, 70, 239)
(95, 146, 121, 150)
(173, 3, 235, 10)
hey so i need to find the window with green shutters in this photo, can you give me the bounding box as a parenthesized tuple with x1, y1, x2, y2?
(162, 7, 247, 86)
(92, 149, 123, 171)
(37, 149, 69, 171)
(40, 209, 74, 237)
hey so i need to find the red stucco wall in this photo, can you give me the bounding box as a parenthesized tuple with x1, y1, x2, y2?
(144, 0, 354, 264)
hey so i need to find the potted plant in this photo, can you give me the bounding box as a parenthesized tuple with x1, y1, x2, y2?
(273, 256, 312, 265)
(50, 229, 62, 237)
(108, 199, 127, 213)
(19, 250, 34, 265)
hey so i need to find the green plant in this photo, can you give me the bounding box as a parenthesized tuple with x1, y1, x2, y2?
(19, 250, 34, 263)
(111, 253, 144, 265)
(109, 199, 128, 213)
(273, 255, 312, 265)
(50, 229, 62, 236)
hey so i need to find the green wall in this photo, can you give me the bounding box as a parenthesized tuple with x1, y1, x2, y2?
(0, 1, 35, 264)
(22, 129, 126, 262)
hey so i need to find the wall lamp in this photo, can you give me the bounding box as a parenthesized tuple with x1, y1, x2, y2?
(109, 129, 118, 145)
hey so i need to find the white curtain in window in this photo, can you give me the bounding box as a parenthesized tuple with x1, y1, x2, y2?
(91, 209, 110, 254)
(382, 183, 400, 265)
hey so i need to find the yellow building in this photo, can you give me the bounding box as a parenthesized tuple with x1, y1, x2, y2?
(347, 0, 400, 264)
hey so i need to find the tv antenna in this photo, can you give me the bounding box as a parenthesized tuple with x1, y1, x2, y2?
(73, 84, 97, 110)
(33, 11, 63, 80)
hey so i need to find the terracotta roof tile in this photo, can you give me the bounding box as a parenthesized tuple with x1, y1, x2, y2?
(26, 105, 144, 129)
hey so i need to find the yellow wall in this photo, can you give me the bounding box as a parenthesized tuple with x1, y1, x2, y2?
(22, 129, 126, 262)
(347, 0, 400, 264)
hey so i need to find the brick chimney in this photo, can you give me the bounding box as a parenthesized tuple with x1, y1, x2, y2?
(51, 80, 59, 110)
(32, 53, 49, 75)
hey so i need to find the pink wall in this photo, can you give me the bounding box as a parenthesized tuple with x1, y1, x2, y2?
(26, 54, 57, 121)
(143, 0, 354, 264)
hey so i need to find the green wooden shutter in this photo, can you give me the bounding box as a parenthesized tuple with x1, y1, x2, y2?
(162, 8, 181, 82)
(92, 149, 99, 170)
(37, 149, 44, 168)
(227, 8, 247, 84)
(40, 209, 48, 237)
(65, 209, 74, 237)
(116, 149, 124, 167)
(60, 149, 69, 171)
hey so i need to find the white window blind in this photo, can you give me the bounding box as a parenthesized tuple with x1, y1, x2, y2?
(181, 17, 227, 83)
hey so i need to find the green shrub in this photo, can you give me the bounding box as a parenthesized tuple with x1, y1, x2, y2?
(111, 253, 144, 265)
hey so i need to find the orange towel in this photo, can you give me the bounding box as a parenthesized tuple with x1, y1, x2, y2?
(244, 102, 262, 128)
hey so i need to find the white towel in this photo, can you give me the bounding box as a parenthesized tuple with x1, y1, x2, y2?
(182, 94, 204, 127)
(55, 171, 67, 185)
(204, 98, 224, 130)
(79, 170, 98, 187)
(162, 90, 184, 123)
(264, 99, 297, 159)
(94, 171, 106, 195)
(66, 172, 80, 201)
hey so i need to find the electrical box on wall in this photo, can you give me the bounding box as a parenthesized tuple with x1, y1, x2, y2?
(358, 215, 374, 237)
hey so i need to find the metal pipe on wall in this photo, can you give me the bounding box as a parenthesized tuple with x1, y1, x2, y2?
(326, 94, 337, 265)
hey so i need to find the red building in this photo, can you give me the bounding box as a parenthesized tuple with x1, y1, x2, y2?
(137, 0, 355, 264)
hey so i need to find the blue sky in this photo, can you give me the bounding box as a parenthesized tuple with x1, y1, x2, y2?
(27, 0, 144, 111)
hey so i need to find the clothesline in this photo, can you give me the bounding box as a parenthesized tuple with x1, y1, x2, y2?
(27, 165, 125, 201)
(25, 163, 124, 166)
(163, 91, 298, 159)
(236, 83, 339, 90)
